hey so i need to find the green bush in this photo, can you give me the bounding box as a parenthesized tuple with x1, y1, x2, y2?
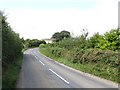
(39, 44, 46, 48)
(39, 29, 119, 83)
(1, 11, 23, 88)
(2, 12, 23, 69)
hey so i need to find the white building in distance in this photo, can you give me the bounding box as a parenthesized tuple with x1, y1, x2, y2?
(42, 38, 55, 44)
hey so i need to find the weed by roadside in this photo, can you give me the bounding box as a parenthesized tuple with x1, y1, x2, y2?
(2, 53, 23, 89)
(40, 46, 119, 83)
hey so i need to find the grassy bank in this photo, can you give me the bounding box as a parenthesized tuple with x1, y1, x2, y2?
(40, 47, 119, 83)
(2, 53, 23, 89)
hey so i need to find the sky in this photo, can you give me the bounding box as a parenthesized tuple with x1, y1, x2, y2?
(0, 0, 119, 39)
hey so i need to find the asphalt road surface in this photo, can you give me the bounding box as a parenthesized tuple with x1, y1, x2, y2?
(16, 48, 118, 89)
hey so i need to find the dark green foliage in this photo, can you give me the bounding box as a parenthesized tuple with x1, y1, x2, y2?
(2, 54, 23, 89)
(103, 29, 120, 51)
(60, 30, 71, 38)
(52, 30, 71, 42)
(2, 13, 23, 69)
(39, 28, 119, 83)
(52, 32, 62, 42)
(89, 32, 104, 48)
(88, 29, 120, 51)
(1, 11, 23, 88)
(23, 39, 46, 49)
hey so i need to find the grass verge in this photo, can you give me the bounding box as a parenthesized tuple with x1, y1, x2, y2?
(2, 53, 23, 89)
(40, 48, 118, 83)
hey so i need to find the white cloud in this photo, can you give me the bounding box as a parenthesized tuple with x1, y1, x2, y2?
(4, 0, 119, 39)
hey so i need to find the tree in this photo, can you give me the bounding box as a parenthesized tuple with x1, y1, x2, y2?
(89, 32, 104, 48)
(103, 28, 120, 51)
(23, 39, 46, 48)
(52, 32, 61, 42)
(81, 29, 89, 39)
(52, 30, 71, 42)
(60, 30, 71, 39)
(88, 29, 120, 51)
(2, 12, 22, 68)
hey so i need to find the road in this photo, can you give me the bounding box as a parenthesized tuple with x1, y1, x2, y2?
(16, 48, 118, 89)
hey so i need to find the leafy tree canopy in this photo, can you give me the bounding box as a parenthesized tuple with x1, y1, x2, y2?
(2, 11, 23, 68)
(52, 30, 71, 42)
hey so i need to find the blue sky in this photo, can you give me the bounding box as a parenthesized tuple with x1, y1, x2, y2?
(0, 0, 119, 39)
(1, 0, 97, 10)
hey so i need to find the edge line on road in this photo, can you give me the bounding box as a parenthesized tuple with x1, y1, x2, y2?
(35, 56, 39, 61)
(38, 50, 118, 87)
(49, 68, 69, 85)
(39, 60, 45, 66)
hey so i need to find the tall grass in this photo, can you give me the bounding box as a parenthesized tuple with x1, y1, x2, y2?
(39, 39, 119, 83)
(2, 53, 23, 89)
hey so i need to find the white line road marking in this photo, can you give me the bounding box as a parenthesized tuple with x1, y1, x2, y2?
(39, 60, 45, 66)
(34, 56, 38, 60)
(34, 54, 45, 66)
(49, 68, 69, 85)
(35, 56, 37, 58)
